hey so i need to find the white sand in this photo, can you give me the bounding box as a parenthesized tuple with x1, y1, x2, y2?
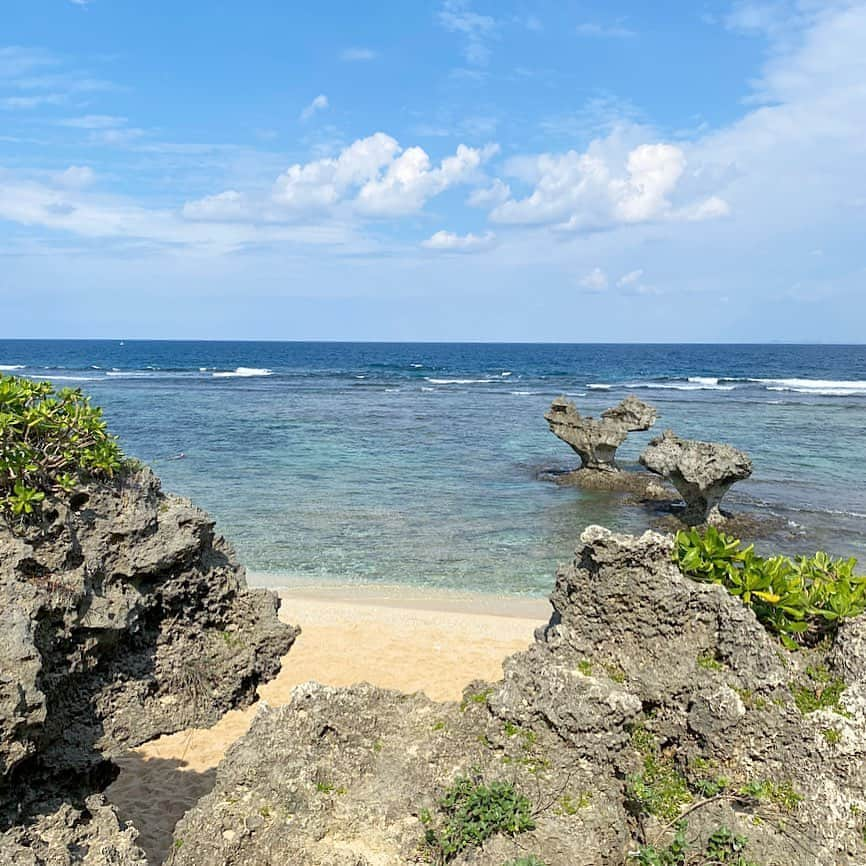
(105, 586, 550, 861)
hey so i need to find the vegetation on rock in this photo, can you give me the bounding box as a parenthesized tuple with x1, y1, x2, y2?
(631, 822, 761, 865)
(0, 374, 125, 519)
(423, 773, 535, 863)
(673, 526, 866, 648)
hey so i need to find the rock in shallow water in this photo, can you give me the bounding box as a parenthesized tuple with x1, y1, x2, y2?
(544, 395, 657, 472)
(640, 429, 753, 524)
(0, 467, 298, 863)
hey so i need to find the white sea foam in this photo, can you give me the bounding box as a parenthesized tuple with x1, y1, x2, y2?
(754, 378, 866, 396)
(687, 376, 719, 385)
(385, 388, 400, 393)
(38, 375, 100, 382)
(0, 364, 24, 370)
(410, 363, 424, 368)
(510, 390, 533, 395)
(424, 377, 494, 384)
(212, 367, 273, 378)
(106, 371, 154, 378)
(501, 371, 512, 377)
(421, 386, 435, 392)
(624, 381, 736, 392)
(587, 383, 611, 390)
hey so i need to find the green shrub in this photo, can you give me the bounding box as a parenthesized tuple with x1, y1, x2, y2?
(673, 527, 866, 649)
(630, 822, 760, 866)
(0, 375, 124, 519)
(423, 774, 535, 863)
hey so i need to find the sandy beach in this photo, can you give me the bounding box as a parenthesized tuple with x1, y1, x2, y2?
(105, 584, 550, 862)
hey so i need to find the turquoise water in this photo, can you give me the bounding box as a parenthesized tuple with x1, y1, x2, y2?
(2, 341, 864, 595)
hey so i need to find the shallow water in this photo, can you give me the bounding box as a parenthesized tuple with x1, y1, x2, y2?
(2, 341, 864, 594)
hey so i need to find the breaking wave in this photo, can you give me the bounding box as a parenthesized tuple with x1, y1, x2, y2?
(212, 367, 273, 378)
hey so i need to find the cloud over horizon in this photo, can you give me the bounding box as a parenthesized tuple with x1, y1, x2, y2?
(1, 1, 865, 340)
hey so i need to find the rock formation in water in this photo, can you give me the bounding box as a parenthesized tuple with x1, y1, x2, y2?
(167, 527, 866, 866)
(544, 395, 657, 472)
(0, 467, 298, 864)
(639, 429, 753, 524)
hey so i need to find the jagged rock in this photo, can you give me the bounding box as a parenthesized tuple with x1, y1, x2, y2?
(545, 395, 657, 472)
(0, 467, 298, 863)
(168, 527, 866, 866)
(640, 430, 753, 524)
(601, 394, 657, 431)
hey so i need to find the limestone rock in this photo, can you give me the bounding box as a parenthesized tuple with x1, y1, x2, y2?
(640, 429, 752, 523)
(0, 467, 298, 862)
(168, 527, 866, 866)
(545, 395, 657, 472)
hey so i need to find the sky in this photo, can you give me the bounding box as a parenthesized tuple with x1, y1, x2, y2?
(1, 0, 864, 342)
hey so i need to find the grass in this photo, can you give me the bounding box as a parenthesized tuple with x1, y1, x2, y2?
(791, 664, 849, 716)
(625, 727, 692, 822)
(696, 651, 724, 672)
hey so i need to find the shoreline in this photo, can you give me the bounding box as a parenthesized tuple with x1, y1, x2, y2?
(248, 571, 553, 618)
(105, 583, 550, 862)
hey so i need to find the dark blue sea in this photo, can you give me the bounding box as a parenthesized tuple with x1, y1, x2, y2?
(2, 341, 864, 594)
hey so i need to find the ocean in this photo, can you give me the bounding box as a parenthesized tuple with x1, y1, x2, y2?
(1, 341, 864, 595)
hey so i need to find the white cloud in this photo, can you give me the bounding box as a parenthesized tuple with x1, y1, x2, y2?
(0, 175, 359, 253)
(59, 114, 127, 129)
(300, 94, 329, 122)
(273, 133, 401, 210)
(579, 267, 608, 291)
(357, 142, 497, 216)
(55, 166, 95, 189)
(467, 178, 511, 207)
(182, 190, 248, 221)
(679, 195, 731, 222)
(617, 268, 643, 287)
(576, 21, 636, 38)
(490, 140, 704, 231)
(422, 230, 495, 251)
(0, 47, 56, 78)
(272, 134, 497, 217)
(438, 0, 497, 66)
(1, 94, 64, 110)
(340, 47, 378, 62)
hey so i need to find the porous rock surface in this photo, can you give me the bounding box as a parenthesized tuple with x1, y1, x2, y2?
(168, 527, 866, 866)
(544, 395, 657, 472)
(0, 467, 298, 864)
(640, 429, 753, 524)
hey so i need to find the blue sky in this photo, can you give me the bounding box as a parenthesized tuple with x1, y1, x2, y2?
(1, 1, 864, 341)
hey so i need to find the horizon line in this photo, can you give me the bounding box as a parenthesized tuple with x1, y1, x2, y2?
(1, 338, 864, 347)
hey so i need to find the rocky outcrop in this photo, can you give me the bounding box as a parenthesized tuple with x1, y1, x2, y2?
(545, 395, 657, 472)
(0, 467, 298, 863)
(640, 430, 753, 524)
(167, 527, 866, 866)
